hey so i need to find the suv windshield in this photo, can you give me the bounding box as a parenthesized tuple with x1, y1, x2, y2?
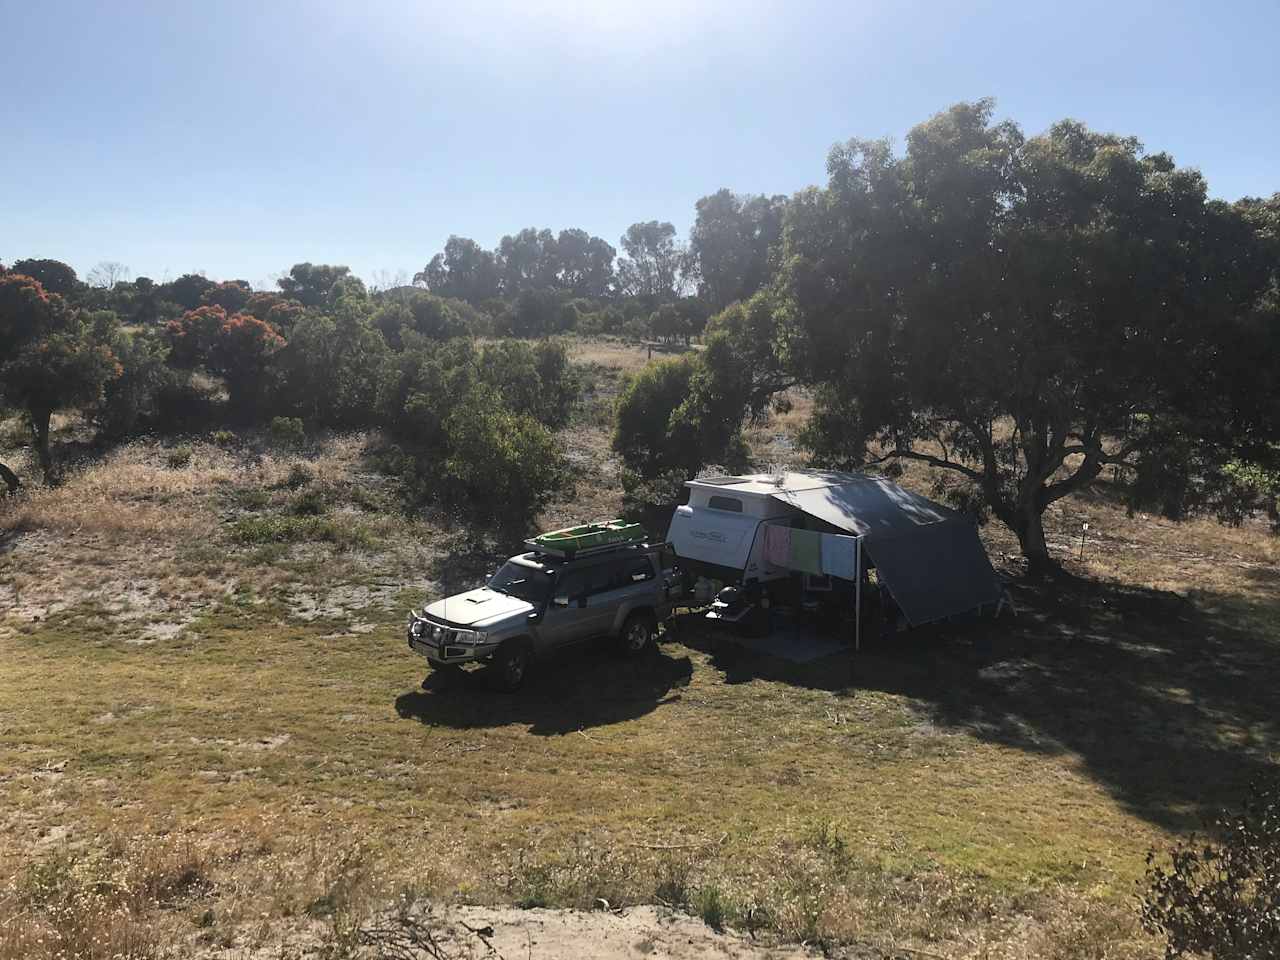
(488, 561, 553, 605)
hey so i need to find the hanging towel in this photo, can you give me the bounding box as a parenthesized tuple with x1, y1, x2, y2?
(764, 524, 791, 567)
(788, 528, 824, 575)
(820, 533, 858, 580)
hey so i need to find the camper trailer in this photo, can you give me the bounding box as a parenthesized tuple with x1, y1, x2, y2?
(666, 470, 1003, 646)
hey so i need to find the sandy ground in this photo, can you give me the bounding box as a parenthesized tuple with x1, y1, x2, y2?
(446, 905, 821, 960)
(199, 904, 825, 960)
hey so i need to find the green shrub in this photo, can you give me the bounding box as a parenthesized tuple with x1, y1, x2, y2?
(230, 487, 270, 510)
(269, 415, 306, 446)
(229, 514, 372, 549)
(346, 483, 391, 514)
(1141, 775, 1280, 959)
(166, 445, 192, 469)
(151, 370, 220, 433)
(653, 856, 693, 907)
(695, 884, 728, 932)
(212, 429, 236, 447)
(91, 326, 170, 440)
(438, 389, 566, 524)
(270, 312, 387, 429)
(613, 357, 701, 477)
(288, 487, 327, 516)
(283, 462, 313, 489)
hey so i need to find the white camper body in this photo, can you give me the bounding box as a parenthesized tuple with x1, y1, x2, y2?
(665, 473, 830, 585)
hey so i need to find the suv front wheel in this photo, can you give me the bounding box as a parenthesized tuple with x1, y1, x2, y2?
(491, 639, 532, 692)
(619, 612, 656, 657)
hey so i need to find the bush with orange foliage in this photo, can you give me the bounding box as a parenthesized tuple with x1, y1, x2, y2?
(167, 305, 285, 418)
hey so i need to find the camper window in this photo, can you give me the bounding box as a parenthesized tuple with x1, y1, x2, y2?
(708, 495, 744, 513)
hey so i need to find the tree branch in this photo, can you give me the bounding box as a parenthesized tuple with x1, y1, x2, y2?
(1042, 453, 1104, 507)
(873, 447, 985, 484)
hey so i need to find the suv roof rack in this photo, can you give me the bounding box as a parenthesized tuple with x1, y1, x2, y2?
(525, 519, 648, 560)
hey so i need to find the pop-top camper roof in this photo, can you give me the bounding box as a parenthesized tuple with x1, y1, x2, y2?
(684, 471, 1001, 626)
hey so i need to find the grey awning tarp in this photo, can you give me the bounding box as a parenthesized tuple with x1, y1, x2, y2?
(771, 477, 963, 539)
(771, 478, 1001, 626)
(861, 520, 1002, 626)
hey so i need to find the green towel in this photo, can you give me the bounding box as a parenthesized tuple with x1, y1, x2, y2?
(789, 528, 824, 575)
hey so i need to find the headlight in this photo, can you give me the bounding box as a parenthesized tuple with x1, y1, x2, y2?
(470, 630, 488, 645)
(410, 620, 423, 637)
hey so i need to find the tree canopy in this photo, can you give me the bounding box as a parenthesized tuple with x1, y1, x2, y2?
(278, 263, 355, 308)
(10, 258, 79, 298)
(0, 274, 120, 479)
(770, 100, 1280, 569)
(689, 189, 785, 310)
(617, 221, 690, 300)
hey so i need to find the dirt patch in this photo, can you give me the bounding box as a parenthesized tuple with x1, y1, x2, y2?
(450, 904, 819, 959)
(284, 583, 410, 622)
(199, 904, 821, 960)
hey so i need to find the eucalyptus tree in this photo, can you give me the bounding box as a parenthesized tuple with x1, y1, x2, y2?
(778, 100, 1278, 571)
(690, 189, 785, 309)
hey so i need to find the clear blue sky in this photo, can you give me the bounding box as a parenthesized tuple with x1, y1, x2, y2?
(3, 0, 1277, 288)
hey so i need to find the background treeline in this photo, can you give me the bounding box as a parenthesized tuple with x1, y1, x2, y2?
(2, 100, 1279, 559)
(0, 264, 587, 523)
(0, 186, 783, 522)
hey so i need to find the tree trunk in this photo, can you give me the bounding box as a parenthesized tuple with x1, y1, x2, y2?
(0, 461, 19, 496)
(28, 407, 54, 484)
(1012, 505, 1054, 576)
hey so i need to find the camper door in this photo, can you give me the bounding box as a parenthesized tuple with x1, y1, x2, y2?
(667, 505, 761, 574)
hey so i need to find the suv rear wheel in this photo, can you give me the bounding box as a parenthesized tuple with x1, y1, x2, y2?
(491, 640, 531, 692)
(620, 612, 656, 656)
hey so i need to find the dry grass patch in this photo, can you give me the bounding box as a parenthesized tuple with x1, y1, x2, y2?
(0, 441, 238, 541)
(568, 337, 666, 374)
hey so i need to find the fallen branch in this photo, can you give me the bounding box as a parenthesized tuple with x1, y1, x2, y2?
(626, 831, 729, 850)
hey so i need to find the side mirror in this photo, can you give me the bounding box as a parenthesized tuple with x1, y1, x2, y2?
(553, 596, 570, 608)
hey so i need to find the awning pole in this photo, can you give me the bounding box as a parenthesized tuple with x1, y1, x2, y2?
(854, 536, 862, 653)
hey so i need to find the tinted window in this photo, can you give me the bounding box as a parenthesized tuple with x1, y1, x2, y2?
(488, 562, 553, 604)
(620, 557, 654, 583)
(585, 562, 617, 595)
(708, 495, 743, 513)
(556, 570, 588, 599)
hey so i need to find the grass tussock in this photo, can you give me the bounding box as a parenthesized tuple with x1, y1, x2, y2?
(0, 841, 212, 960)
(0, 442, 239, 540)
(229, 513, 374, 548)
(496, 828, 1150, 956)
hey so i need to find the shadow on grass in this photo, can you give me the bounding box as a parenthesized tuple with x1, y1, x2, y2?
(0, 525, 28, 556)
(393, 643, 694, 736)
(670, 615, 852, 692)
(680, 571, 1280, 833)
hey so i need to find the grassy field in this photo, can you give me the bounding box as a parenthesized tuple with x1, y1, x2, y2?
(1, 339, 1277, 958)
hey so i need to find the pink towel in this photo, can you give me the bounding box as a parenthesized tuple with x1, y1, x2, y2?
(764, 524, 791, 566)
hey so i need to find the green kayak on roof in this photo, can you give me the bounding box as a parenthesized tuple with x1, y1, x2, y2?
(528, 519, 648, 557)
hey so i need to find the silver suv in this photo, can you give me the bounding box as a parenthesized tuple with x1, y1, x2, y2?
(407, 543, 680, 691)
